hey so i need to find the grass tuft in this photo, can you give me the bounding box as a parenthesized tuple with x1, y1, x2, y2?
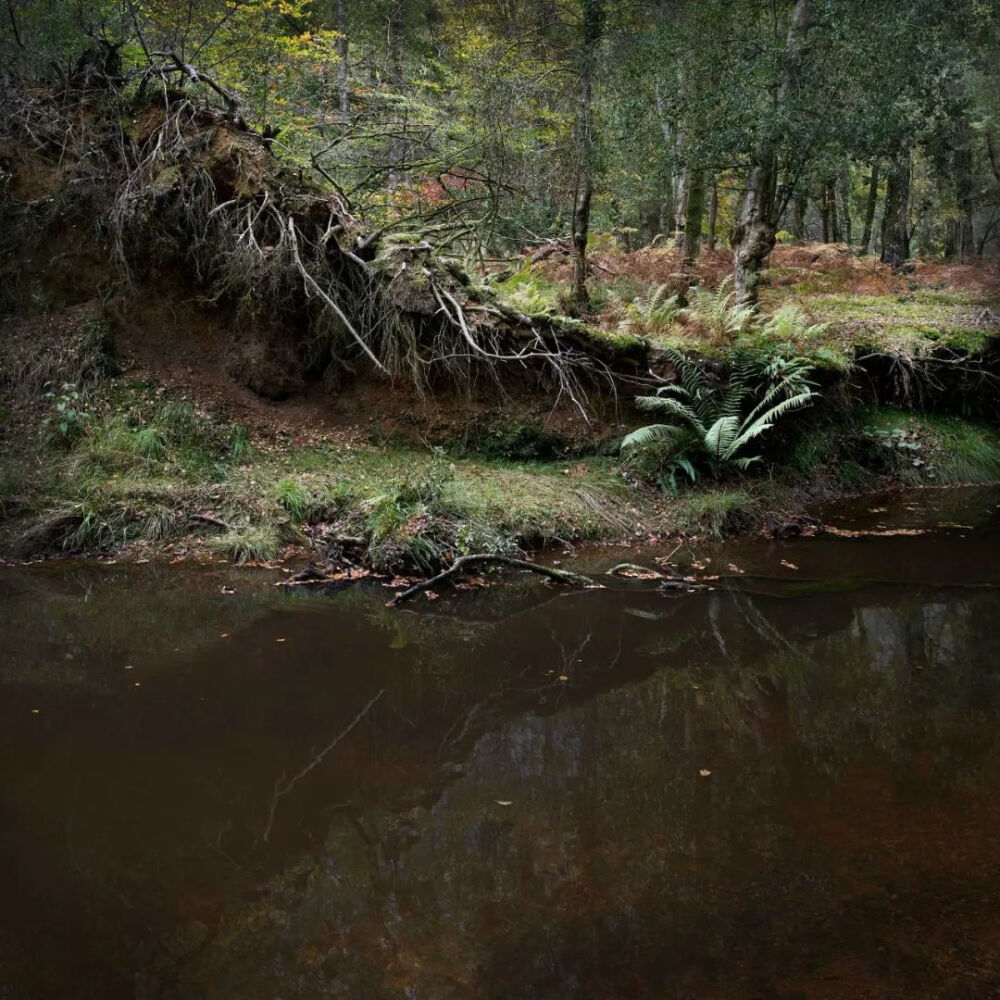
(209, 524, 281, 564)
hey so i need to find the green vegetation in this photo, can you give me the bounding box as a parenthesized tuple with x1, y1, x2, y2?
(1, 0, 999, 569)
(622, 350, 817, 486)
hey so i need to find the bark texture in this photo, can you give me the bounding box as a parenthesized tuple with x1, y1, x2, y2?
(731, 0, 810, 305)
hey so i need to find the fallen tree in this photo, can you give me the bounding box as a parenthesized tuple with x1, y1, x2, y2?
(0, 72, 652, 415)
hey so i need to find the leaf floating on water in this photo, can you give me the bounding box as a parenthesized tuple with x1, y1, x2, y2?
(220, 633, 229, 638)
(424, 590, 439, 601)
(31, 708, 40, 715)
(699, 769, 711, 777)
(780, 560, 799, 570)
(727, 563, 744, 574)
(558, 675, 569, 682)
(495, 800, 513, 807)
(276, 638, 287, 643)
(124, 664, 133, 670)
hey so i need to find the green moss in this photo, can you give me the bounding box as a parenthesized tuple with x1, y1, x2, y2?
(493, 263, 563, 315)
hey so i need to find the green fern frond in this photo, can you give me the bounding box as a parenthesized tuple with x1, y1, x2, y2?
(704, 415, 740, 461)
(727, 391, 816, 456)
(621, 423, 688, 452)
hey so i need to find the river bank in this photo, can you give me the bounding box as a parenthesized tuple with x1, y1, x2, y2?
(2, 363, 999, 575)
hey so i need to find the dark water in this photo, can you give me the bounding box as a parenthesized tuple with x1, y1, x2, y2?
(2, 487, 1000, 999)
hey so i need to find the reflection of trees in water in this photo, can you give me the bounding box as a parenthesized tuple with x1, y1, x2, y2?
(0, 564, 272, 687)
(169, 587, 1000, 999)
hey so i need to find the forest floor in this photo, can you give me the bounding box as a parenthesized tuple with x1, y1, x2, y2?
(2, 243, 999, 577)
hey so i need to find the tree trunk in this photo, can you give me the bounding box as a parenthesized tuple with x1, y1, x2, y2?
(638, 199, 662, 247)
(731, 0, 810, 306)
(861, 159, 879, 253)
(839, 167, 852, 246)
(880, 149, 911, 268)
(336, 0, 349, 115)
(571, 0, 601, 310)
(791, 193, 807, 243)
(987, 131, 1000, 186)
(732, 157, 778, 305)
(673, 164, 687, 248)
(828, 181, 842, 243)
(572, 175, 593, 308)
(707, 179, 719, 251)
(682, 169, 706, 265)
(387, 0, 405, 86)
(952, 121, 975, 262)
(820, 184, 831, 243)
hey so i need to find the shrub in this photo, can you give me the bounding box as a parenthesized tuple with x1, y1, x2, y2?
(42, 382, 87, 446)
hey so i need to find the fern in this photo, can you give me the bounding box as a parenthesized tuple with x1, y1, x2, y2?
(622, 283, 681, 334)
(685, 277, 755, 343)
(622, 350, 818, 481)
(761, 303, 830, 342)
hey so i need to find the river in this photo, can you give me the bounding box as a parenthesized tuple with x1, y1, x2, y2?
(2, 486, 999, 998)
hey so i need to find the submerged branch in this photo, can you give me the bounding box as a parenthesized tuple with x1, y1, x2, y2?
(390, 554, 595, 605)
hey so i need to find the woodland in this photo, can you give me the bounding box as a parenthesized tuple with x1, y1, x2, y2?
(1, 0, 999, 570)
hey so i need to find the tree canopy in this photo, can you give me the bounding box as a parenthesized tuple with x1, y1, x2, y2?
(4, 0, 1000, 298)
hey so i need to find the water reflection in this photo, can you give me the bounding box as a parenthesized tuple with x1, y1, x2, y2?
(2, 508, 1000, 998)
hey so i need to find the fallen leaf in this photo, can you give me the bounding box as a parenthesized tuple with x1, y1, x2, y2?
(276, 638, 287, 643)
(31, 708, 40, 715)
(558, 674, 569, 682)
(780, 560, 799, 570)
(699, 769, 711, 777)
(424, 590, 439, 601)
(495, 800, 513, 806)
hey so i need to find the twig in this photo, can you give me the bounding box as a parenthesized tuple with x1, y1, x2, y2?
(390, 554, 594, 605)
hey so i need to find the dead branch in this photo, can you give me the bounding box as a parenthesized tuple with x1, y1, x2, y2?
(390, 554, 594, 605)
